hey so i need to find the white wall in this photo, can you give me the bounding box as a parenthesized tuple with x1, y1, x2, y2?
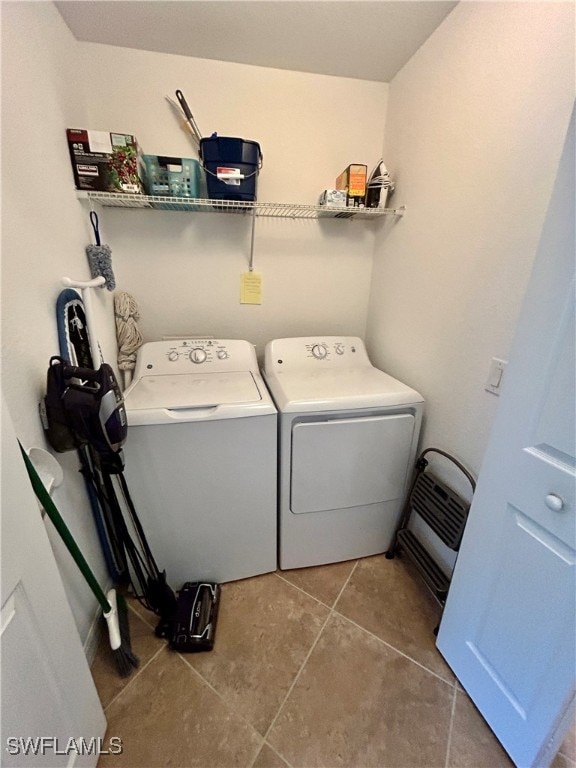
(366, 1, 575, 481)
(1, 5, 387, 646)
(77, 45, 388, 354)
(1, 2, 113, 646)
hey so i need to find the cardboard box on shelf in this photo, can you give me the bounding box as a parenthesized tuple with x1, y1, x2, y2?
(335, 163, 367, 207)
(66, 129, 144, 193)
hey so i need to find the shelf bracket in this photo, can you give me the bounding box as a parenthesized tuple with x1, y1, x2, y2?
(248, 206, 256, 271)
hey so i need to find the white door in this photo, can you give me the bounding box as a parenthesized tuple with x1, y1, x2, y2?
(1, 395, 106, 767)
(436, 109, 575, 767)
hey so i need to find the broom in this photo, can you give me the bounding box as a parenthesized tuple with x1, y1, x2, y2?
(19, 443, 139, 677)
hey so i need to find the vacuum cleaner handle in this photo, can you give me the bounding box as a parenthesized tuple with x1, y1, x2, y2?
(62, 277, 105, 370)
(63, 364, 103, 384)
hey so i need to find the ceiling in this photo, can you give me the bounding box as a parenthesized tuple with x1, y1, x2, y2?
(55, 1, 458, 83)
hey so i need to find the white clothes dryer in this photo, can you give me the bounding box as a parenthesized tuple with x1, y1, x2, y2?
(122, 339, 277, 586)
(263, 336, 424, 570)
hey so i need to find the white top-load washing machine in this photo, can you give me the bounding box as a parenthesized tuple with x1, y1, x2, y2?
(263, 336, 424, 570)
(122, 339, 277, 586)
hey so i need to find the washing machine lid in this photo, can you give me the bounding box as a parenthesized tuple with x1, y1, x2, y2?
(124, 371, 276, 424)
(264, 366, 424, 413)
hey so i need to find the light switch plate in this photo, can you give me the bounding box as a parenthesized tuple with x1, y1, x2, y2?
(485, 357, 507, 395)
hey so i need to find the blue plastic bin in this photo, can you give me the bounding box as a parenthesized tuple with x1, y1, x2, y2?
(142, 155, 201, 209)
(199, 137, 262, 203)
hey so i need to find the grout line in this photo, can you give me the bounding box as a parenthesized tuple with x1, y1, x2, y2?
(274, 560, 359, 611)
(128, 571, 453, 696)
(274, 572, 334, 611)
(123, 568, 458, 766)
(262, 608, 333, 744)
(330, 607, 456, 688)
(125, 581, 321, 766)
(127, 601, 157, 632)
(103, 643, 167, 713)
(254, 741, 294, 768)
(170, 601, 296, 768)
(247, 741, 293, 768)
(333, 559, 360, 607)
(176, 651, 266, 746)
(444, 683, 459, 768)
(262, 562, 360, 746)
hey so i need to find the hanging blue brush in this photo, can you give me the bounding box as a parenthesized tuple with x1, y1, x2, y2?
(86, 211, 115, 291)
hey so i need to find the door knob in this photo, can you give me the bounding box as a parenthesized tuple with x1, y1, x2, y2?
(545, 494, 564, 512)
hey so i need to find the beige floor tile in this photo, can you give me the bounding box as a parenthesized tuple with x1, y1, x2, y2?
(278, 559, 357, 606)
(553, 752, 576, 768)
(90, 604, 166, 709)
(125, 594, 160, 629)
(448, 690, 514, 768)
(98, 649, 261, 768)
(267, 613, 453, 768)
(559, 720, 576, 763)
(185, 573, 329, 736)
(335, 554, 454, 682)
(252, 743, 290, 768)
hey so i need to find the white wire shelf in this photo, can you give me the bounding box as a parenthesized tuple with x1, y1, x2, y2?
(77, 191, 405, 219)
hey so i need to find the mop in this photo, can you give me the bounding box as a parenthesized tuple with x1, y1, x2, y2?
(19, 443, 139, 677)
(165, 89, 202, 150)
(114, 291, 143, 388)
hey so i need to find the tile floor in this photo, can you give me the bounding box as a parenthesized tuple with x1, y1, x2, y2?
(91, 555, 576, 768)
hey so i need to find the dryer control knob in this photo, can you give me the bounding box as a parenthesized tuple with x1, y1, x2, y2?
(311, 344, 327, 360)
(217, 349, 228, 360)
(168, 351, 179, 362)
(190, 348, 207, 364)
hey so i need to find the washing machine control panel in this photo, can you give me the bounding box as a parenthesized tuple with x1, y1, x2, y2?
(264, 336, 372, 373)
(189, 347, 208, 364)
(132, 339, 258, 377)
(304, 340, 361, 363)
(311, 344, 328, 360)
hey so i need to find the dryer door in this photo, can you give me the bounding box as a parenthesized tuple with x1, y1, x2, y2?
(290, 413, 415, 514)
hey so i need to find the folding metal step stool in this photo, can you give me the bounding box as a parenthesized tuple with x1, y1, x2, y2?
(386, 448, 476, 628)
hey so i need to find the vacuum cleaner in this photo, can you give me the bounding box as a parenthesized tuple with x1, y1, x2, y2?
(41, 355, 220, 652)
